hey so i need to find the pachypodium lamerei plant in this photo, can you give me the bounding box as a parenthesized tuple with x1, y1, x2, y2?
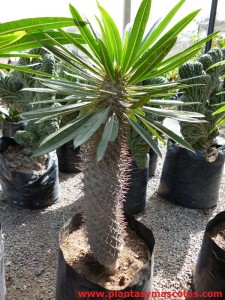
(178, 47, 225, 152)
(19, 0, 216, 273)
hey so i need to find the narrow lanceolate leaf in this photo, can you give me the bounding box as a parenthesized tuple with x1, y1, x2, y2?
(0, 17, 75, 35)
(135, 47, 201, 82)
(207, 60, 225, 70)
(33, 113, 95, 157)
(98, 4, 122, 66)
(0, 31, 85, 53)
(156, 33, 218, 70)
(143, 116, 194, 152)
(131, 36, 177, 73)
(73, 107, 111, 148)
(148, 100, 200, 106)
(96, 16, 114, 63)
(69, 4, 100, 60)
(127, 117, 162, 157)
(22, 102, 92, 120)
(0, 31, 26, 48)
(122, 0, 151, 74)
(128, 37, 177, 84)
(0, 63, 53, 77)
(97, 113, 118, 161)
(0, 53, 41, 59)
(137, 115, 165, 144)
(57, 28, 100, 66)
(137, 0, 186, 58)
(36, 31, 101, 76)
(131, 94, 151, 109)
(216, 115, 225, 127)
(213, 105, 225, 114)
(142, 106, 205, 122)
(98, 39, 115, 80)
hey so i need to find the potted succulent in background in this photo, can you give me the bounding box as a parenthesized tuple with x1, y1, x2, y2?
(11, 0, 216, 297)
(158, 47, 225, 209)
(0, 48, 60, 209)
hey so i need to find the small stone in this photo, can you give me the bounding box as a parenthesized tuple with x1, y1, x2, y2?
(34, 267, 44, 276)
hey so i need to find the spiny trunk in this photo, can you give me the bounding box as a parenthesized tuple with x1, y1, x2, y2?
(82, 125, 131, 273)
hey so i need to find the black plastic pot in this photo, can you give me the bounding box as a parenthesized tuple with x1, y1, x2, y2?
(158, 141, 225, 209)
(56, 213, 155, 300)
(148, 148, 158, 177)
(1, 121, 25, 138)
(193, 211, 225, 299)
(124, 155, 149, 215)
(57, 142, 82, 173)
(0, 137, 59, 209)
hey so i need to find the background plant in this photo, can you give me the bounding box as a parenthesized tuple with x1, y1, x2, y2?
(0, 48, 59, 150)
(178, 47, 225, 151)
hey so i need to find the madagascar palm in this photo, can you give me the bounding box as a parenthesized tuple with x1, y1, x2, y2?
(21, 0, 216, 273)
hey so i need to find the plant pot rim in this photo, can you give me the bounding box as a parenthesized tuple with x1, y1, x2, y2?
(205, 211, 225, 254)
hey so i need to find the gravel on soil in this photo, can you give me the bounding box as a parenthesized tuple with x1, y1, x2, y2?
(0, 143, 225, 300)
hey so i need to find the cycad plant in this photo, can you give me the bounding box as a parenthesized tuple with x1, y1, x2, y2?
(20, 0, 215, 273)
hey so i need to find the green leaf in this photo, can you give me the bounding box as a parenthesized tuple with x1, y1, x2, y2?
(34, 31, 101, 76)
(207, 59, 225, 70)
(109, 114, 119, 142)
(69, 4, 100, 60)
(98, 39, 115, 80)
(137, 115, 165, 144)
(129, 37, 177, 84)
(0, 63, 53, 77)
(33, 113, 94, 157)
(95, 16, 114, 62)
(0, 17, 75, 35)
(0, 31, 85, 53)
(22, 101, 92, 120)
(213, 105, 225, 115)
(0, 31, 26, 48)
(0, 53, 41, 59)
(131, 94, 151, 109)
(73, 107, 111, 148)
(127, 117, 162, 157)
(143, 106, 205, 122)
(156, 32, 218, 70)
(143, 116, 194, 152)
(137, 0, 186, 57)
(97, 3, 122, 66)
(149, 100, 200, 106)
(97, 113, 118, 161)
(131, 36, 177, 73)
(122, 0, 151, 74)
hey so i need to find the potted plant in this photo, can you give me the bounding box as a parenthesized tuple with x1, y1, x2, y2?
(193, 211, 225, 299)
(0, 48, 60, 209)
(14, 0, 216, 297)
(158, 47, 225, 209)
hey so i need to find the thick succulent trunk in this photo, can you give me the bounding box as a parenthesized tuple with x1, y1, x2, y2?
(82, 126, 130, 273)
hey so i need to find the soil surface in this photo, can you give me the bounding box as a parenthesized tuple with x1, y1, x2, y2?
(209, 222, 225, 251)
(61, 225, 149, 290)
(1, 145, 48, 175)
